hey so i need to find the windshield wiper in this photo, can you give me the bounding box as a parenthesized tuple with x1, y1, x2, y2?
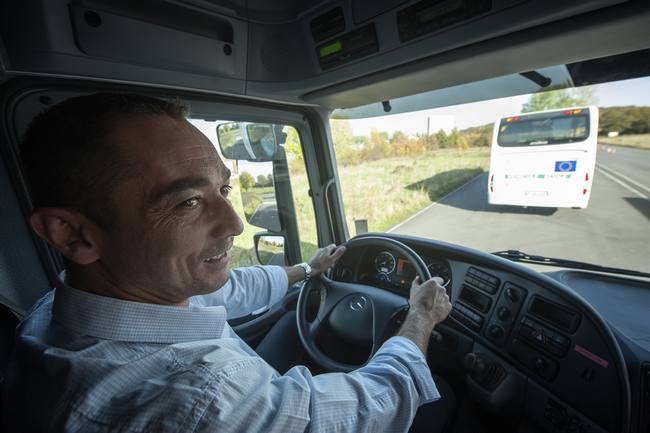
(492, 250, 650, 278)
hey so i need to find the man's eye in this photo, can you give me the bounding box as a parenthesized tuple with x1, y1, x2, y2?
(221, 185, 233, 197)
(179, 197, 201, 209)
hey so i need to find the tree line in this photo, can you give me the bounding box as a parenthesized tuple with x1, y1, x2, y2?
(513, 87, 650, 135)
(599, 106, 650, 135)
(331, 120, 492, 166)
(238, 172, 273, 190)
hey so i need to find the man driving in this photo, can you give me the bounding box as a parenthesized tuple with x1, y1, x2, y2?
(3, 93, 452, 432)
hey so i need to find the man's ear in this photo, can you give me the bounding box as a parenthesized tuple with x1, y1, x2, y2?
(29, 208, 102, 265)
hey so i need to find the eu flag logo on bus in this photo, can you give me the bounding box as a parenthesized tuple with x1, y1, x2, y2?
(555, 160, 577, 172)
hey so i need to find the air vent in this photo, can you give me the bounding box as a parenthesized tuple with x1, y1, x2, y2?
(465, 267, 500, 294)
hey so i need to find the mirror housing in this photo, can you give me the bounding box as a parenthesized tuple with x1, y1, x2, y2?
(254, 232, 287, 266)
(217, 122, 280, 161)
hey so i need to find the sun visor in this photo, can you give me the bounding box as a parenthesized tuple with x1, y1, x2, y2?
(331, 65, 573, 119)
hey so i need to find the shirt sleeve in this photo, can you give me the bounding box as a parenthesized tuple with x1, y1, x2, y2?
(191, 265, 288, 319)
(197, 336, 440, 433)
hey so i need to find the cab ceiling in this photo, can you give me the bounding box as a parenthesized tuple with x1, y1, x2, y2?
(1, 0, 649, 110)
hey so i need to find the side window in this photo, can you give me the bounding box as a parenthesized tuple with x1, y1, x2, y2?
(189, 119, 316, 267)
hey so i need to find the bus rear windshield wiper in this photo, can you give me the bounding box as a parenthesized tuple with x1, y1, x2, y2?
(492, 250, 650, 278)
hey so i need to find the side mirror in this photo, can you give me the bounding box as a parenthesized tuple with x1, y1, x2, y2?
(254, 232, 287, 266)
(217, 122, 279, 162)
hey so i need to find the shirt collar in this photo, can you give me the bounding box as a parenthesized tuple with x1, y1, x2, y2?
(52, 280, 227, 343)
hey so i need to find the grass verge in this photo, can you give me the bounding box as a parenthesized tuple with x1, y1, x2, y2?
(229, 147, 490, 267)
(598, 134, 650, 150)
(338, 148, 490, 234)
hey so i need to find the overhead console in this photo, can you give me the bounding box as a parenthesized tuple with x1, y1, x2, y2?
(307, 0, 627, 75)
(251, 0, 640, 104)
(1, 0, 643, 106)
(0, 0, 249, 95)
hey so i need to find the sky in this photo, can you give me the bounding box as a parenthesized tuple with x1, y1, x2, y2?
(347, 76, 650, 136)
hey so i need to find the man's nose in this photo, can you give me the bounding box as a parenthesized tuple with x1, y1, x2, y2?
(209, 195, 244, 237)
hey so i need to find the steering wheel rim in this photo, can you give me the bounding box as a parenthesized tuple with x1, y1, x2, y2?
(296, 235, 432, 372)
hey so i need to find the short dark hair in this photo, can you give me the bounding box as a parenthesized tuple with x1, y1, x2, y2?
(21, 92, 189, 230)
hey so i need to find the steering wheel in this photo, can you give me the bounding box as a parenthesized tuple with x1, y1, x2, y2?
(296, 236, 432, 372)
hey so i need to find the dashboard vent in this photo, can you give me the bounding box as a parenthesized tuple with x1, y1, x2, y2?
(465, 267, 500, 294)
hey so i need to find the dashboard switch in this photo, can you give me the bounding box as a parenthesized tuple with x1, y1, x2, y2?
(544, 399, 568, 430)
(505, 287, 519, 302)
(497, 306, 511, 321)
(534, 356, 547, 372)
(463, 352, 486, 376)
(510, 338, 558, 381)
(488, 324, 504, 340)
(486, 283, 526, 347)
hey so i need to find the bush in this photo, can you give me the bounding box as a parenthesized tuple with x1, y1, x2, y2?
(239, 171, 254, 190)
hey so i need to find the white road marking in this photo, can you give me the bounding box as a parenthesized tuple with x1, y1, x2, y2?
(595, 166, 648, 199)
(596, 163, 650, 193)
(387, 173, 484, 232)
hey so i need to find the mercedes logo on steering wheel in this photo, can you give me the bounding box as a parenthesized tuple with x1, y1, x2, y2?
(349, 295, 368, 311)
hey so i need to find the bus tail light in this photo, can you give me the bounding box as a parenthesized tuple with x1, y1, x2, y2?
(583, 188, 587, 195)
(585, 173, 589, 181)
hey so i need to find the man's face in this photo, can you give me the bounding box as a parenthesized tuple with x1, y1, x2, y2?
(96, 115, 243, 303)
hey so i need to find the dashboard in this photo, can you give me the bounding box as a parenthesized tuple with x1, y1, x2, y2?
(331, 233, 649, 433)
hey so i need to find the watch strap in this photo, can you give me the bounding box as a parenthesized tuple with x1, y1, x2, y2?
(296, 262, 312, 281)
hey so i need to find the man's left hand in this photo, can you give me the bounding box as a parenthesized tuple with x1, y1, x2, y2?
(308, 244, 346, 277)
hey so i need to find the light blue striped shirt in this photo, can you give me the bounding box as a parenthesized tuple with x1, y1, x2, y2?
(3, 265, 439, 432)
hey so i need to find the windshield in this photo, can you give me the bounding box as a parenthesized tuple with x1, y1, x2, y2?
(329, 77, 650, 273)
(497, 111, 589, 146)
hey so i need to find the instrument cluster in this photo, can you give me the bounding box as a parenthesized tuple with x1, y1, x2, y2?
(368, 250, 452, 295)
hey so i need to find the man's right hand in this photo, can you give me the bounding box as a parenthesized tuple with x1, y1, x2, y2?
(409, 276, 452, 327)
(397, 276, 452, 355)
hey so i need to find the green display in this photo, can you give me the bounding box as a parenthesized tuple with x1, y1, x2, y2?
(319, 41, 342, 58)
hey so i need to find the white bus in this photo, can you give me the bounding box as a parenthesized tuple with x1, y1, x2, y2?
(488, 106, 598, 208)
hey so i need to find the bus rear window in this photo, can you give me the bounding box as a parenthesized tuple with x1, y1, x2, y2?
(497, 113, 589, 147)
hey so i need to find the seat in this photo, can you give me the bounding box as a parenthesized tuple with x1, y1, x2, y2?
(0, 303, 18, 372)
(0, 303, 19, 433)
(0, 139, 56, 430)
(0, 155, 52, 316)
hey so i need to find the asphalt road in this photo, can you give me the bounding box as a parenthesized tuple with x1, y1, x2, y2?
(389, 145, 650, 273)
(248, 192, 281, 232)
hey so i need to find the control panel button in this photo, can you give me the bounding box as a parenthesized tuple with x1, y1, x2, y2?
(505, 287, 519, 302)
(519, 316, 571, 358)
(488, 324, 504, 339)
(497, 306, 511, 321)
(510, 338, 558, 381)
(451, 304, 482, 332)
(534, 356, 547, 372)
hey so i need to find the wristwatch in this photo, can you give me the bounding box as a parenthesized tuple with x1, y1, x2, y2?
(296, 262, 312, 281)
